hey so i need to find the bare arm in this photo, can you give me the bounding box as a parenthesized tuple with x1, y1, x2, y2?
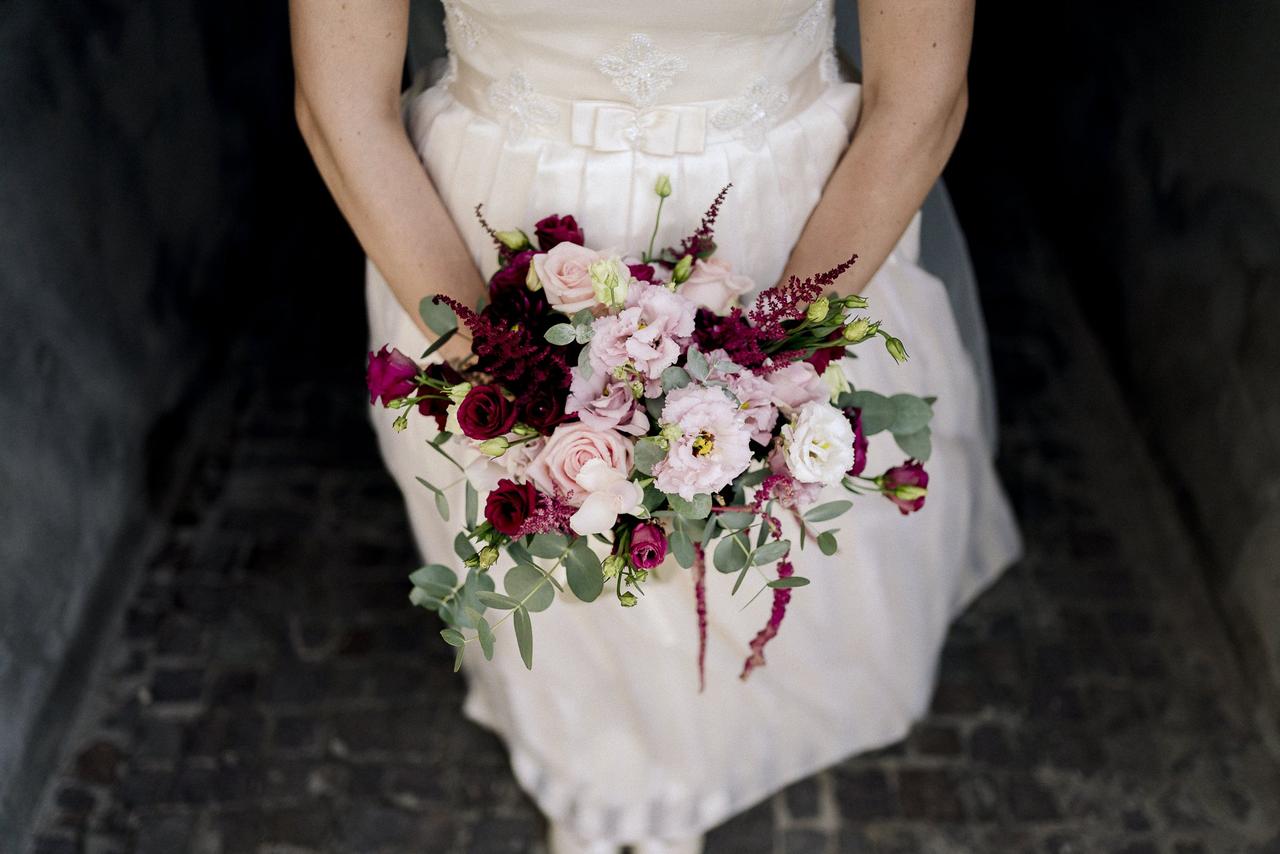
(780, 0, 973, 295)
(289, 0, 481, 358)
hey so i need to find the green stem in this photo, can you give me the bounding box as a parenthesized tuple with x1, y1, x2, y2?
(645, 195, 667, 263)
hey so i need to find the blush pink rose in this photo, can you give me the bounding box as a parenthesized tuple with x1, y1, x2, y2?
(533, 242, 604, 314)
(678, 257, 755, 314)
(765, 361, 828, 416)
(525, 422, 634, 506)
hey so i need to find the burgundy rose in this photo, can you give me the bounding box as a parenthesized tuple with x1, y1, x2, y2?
(488, 250, 535, 302)
(457, 384, 518, 440)
(882, 460, 929, 515)
(416, 362, 463, 431)
(366, 346, 419, 406)
(485, 478, 538, 536)
(844, 406, 869, 477)
(806, 344, 846, 375)
(627, 263, 657, 283)
(628, 522, 668, 569)
(519, 385, 567, 434)
(534, 214, 584, 251)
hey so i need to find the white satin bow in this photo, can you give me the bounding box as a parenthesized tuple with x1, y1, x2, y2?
(571, 100, 707, 156)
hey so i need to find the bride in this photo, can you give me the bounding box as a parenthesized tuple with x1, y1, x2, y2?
(290, 1, 1021, 851)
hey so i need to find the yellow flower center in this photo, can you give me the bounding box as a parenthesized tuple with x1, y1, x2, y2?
(692, 430, 715, 457)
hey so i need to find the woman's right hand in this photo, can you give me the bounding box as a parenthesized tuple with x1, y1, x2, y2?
(289, 0, 486, 351)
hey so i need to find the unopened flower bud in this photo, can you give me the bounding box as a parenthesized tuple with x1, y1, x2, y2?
(512, 423, 539, 437)
(632, 569, 650, 584)
(672, 254, 693, 285)
(884, 336, 909, 364)
(479, 437, 509, 457)
(659, 422, 683, 443)
(477, 545, 500, 569)
(495, 229, 530, 251)
(806, 297, 830, 323)
(392, 413, 409, 433)
(892, 484, 928, 501)
(447, 382, 472, 403)
(589, 257, 630, 309)
(628, 380, 645, 398)
(526, 263, 542, 292)
(654, 174, 673, 198)
(842, 316, 872, 342)
(822, 363, 850, 402)
(843, 294, 869, 309)
(602, 554, 625, 580)
(619, 591, 638, 607)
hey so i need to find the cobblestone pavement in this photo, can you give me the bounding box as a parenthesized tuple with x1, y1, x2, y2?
(26, 229, 1280, 852)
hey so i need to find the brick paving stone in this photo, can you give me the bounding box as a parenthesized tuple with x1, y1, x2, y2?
(22, 189, 1280, 854)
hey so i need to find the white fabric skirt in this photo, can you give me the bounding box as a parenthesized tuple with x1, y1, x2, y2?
(365, 74, 1023, 843)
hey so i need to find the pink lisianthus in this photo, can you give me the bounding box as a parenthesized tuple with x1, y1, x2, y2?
(628, 522, 668, 569)
(881, 460, 929, 515)
(764, 360, 828, 416)
(765, 443, 822, 508)
(526, 422, 634, 507)
(653, 385, 753, 500)
(590, 283, 697, 394)
(565, 369, 649, 435)
(725, 369, 779, 445)
(533, 241, 607, 314)
(366, 346, 419, 406)
(679, 257, 755, 313)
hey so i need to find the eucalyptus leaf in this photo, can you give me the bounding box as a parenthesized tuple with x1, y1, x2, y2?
(419, 296, 459, 335)
(465, 482, 478, 530)
(575, 324, 594, 344)
(645, 395, 665, 422)
(544, 324, 577, 346)
(752, 539, 791, 566)
(849, 390, 895, 435)
(634, 438, 668, 476)
(817, 530, 839, 556)
(893, 425, 932, 461)
(513, 607, 534, 670)
(716, 512, 756, 530)
(476, 618, 495, 660)
(453, 645, 465, 672)
(434, 490, 450, 522)
(408, 587, 445, 610)
(660, 366, 691, 392)
(440, 628, 466, 647)
(713, 533, 750, 574)
(414, 476, 441, 495)
(737, 468, 769, 488)
(668, 493, 712, 520)
(642, 485, 666, 512)
(565, 541, 604, 603)
(768, 576, 811, 589)
(700, 513, 719, 548)
(685, 347, 709, 381)
(527, 533, 570, 559)
(504, 564, 554, 612)
(577, 342, 593, 378)
(420, 327, 456, 360)
(803, 500, 853, 523)
(669, 529, 696, 568)
(506, 541, 534, 567)
(714, 359, 744, 374)
(476, 590, 520, 610)
(571, 308, 595, 327)
(409, 564, 457, 592)
(888, 393, 933, 435)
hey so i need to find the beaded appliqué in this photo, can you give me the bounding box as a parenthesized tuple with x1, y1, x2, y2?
(710, 77, 790, 150)
(442, 0, 484, 50)
(488, 71, 560, 142)
(794, 0, 830, 41)
(595, 33, 687, 108)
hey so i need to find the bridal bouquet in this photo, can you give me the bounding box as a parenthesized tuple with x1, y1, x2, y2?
(367, 178, 934, 685)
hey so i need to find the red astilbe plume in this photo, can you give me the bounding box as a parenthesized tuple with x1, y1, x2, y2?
(692, 543, 709, 692)
(430, 294, 551, 383)
(740, 558, 795, 680)
(692, 307, 767, 369)
(748, 253, 859, 341)
(667, 183, 732, 261)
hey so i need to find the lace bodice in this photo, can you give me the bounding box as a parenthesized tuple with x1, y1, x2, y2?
(436, 0, 840, 152)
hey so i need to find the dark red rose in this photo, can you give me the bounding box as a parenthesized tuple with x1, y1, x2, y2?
(534, 214, 584, 251)
(882, 460, 929, 515)
(366, 346, 419, 406)
(488, 250, 535, 302)
(456, 384, 518, 440)
(628, 522, 668, 569)
(485, 478, 538, 536)
(844, 406, 869, 477)
(519, 385, 566, 434)
(628, 263, 657, 282)
(806, 344, 846, 375)
(416, 362, 464, 431)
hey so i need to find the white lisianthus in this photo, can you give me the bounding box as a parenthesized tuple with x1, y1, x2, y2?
(568, 458, 645, 535)
(589, 256, 632, 309)
(821, 363, 851, 402)
(780, 401, 857, 485)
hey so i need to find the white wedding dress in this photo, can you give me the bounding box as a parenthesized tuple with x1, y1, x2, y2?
(366, 0, 1023, 844)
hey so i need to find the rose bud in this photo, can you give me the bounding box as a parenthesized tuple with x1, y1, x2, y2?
(367, 346, 419, 407)
(534, 214, 585, 251)
(456, 384, 519, 440)
(628, 522, 668, 569)
(484, 478, 538, 536)
(880, 460, 929, 515)
(654, 174, 673, 198)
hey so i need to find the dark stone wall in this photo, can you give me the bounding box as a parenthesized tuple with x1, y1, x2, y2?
(949, 1, 1280, 713)
(0, 1, 357, 841)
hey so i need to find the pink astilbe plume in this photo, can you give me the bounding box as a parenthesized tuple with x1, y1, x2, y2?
(510, 492, 576, 537)
(740, 558, 795, 680)
(668, 184, 732, 261)
(748, 253, 859, 341)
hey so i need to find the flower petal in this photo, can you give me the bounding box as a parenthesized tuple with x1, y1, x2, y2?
(570, 492, 622, 535)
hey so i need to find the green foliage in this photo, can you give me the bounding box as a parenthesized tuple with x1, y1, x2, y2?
(504, 564, 554, 612)
(713, 532, 750, 573)
(527, 533, 570, 559)
(668, 492, 712, 520)
(888, 393, 932, 435)
(817, 531, 839, 556)
(661, 365, 691, 392)
(752, 540, 791, 566)
(893, 426, 932, 461)
(544, 324, 577, 345)
(565, 539, 604, 602)
(513, 607, 534, 670)
(847, 391, 894, 434)
(803, 501, 852, 523)
(634, 438, 668, 476)
(768, 576, 810, 589)
(685, 347, 710, 381)
(669, 528, 696, 568)
(419, 296, 459, 335)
